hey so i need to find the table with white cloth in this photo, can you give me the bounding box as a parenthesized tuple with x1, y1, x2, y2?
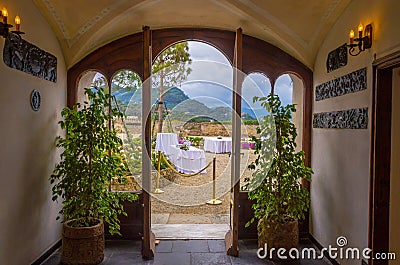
(168, 145, 207, 174)
(155, 133, 178, 156)
(203, 137, 232, 153)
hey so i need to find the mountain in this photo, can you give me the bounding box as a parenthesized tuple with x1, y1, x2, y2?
(241, 106, 257, 120)
(112, 89, 135, 105)
(163, 87, 190, 110)
(169, 99, 212, 121)
(113, 86, 257, 121)
(112, 86, 189, 107)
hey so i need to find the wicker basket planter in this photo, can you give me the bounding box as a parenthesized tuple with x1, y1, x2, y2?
(258, 219, 298, 260)
(61, 218, 105, 265)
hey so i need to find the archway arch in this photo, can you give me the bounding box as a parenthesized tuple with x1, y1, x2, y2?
(76, 70, 107, 104)
(274, 73, 305, 151)
(67, 27, 313, 257)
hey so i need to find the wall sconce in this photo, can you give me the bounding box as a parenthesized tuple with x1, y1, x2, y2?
(347, 23, 372, 56)
(0, 7, 24, 38)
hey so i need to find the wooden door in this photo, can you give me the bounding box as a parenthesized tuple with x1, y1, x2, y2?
(141, 26, 155, 259)
(225, 28, 242, 257)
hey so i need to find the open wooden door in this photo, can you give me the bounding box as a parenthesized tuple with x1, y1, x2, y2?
(225, 28, 243, 257)
(141, 26, 156, 259)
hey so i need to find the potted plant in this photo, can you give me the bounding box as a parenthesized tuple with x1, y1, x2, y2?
(244, 94, 312, 259)
(50, 87, 137, 265)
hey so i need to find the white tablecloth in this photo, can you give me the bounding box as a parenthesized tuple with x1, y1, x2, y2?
(155, 133, 178, 156)
(168, 145, 206, 174)
(203, 137, 232, 153)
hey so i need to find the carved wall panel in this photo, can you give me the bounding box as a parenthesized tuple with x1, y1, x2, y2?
(316, 68, 366, 101)
(3, 33, 57, 82)
(326, 43, 348, 73)
(313, 107, 368, 129)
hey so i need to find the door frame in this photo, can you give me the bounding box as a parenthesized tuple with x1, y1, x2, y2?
(66, 27, 313, 260)
(369, 51, 400, 265)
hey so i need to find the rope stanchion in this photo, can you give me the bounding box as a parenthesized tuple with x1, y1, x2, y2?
(153, 152, 222, 205)
(207, 156, 222, 205)
(153, 151, 164, 194)
(160, 152, 212, 177)
(152, 151, 213, 194)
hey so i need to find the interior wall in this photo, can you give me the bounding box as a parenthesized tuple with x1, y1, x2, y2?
(389, 67, 400, 265)
(312, 0, 400, 264)
(0, 0, 66, 264)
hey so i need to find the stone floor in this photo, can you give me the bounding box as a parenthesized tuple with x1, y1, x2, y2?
(152, 213, 231, 224)
(152, 224, 230, 239)
(41, 239, 333, 265)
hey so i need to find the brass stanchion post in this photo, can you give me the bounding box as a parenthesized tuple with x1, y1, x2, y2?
(207, 156, 222, 205)
(153, 150, 164, 194)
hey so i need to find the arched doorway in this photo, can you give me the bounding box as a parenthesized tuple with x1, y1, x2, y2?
(67, 27, 312, 259)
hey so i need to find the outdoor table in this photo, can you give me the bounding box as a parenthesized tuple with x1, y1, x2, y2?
(155, 133, 178, 156)
(168, 145, 206, 174)
(203, 137, 232, 153)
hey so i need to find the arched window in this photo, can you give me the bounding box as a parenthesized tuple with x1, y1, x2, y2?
(150, 40, 235, 214)
(111, 70, 142, 113)
(110, 70, 143, 191)
(77, 71, 107, 104)
(240, 72, 271, 188)
(274, 74, 304, 150)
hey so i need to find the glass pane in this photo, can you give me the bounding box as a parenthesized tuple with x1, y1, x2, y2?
(274, 74, 293, 107)
(240, 72, 271, 190)
(77, 71, 107, 104)
(150, 41, 233, 227)
(274, 74, 303, 151)
(111, 70, 143, 192)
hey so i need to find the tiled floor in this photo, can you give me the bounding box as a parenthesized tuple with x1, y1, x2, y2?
(41, 239, 333, 265)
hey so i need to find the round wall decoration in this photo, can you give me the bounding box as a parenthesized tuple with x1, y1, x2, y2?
(30, 90, 41, 111)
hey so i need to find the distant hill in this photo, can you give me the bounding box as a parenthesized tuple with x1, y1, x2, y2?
(113, 86, 257, 121)
(241, 106, 257, 120)
(163, 87, 190, 110)
(112, 86, 189, 108)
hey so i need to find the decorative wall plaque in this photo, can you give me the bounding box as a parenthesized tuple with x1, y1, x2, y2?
(30, 90, 41, 111)
(326, 43, 348, 73)
(316, 68, 367, 101)
(313, 107, 368, 129)
(3, 33, 57, 82)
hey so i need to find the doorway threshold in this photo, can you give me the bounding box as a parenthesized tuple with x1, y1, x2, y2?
(152, 224, 230, 239)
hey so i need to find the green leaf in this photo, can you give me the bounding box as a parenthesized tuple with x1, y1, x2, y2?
(50, 86, 139, 234)
(244, 93, 312, 225)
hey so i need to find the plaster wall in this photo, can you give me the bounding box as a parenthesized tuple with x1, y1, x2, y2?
(389, 67, 400, 265)
(312, 0, 400, 264)
(0, 0, 66, 264)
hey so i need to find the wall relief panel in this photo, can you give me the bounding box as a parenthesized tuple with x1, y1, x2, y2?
(3, 33, 57, 82)
(316, 68, 366, 101)
(326, 43, 348, 73)
(313, 108, 368, 129)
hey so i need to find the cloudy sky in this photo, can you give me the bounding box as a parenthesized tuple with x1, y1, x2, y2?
(173, 41, 293, 115)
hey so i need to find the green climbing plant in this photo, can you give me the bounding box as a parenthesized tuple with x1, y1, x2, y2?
(244, 94, 312, 226)
(50, 87, 138, 235)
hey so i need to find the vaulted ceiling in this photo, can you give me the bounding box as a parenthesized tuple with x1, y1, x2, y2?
(33, 0, 352, 69)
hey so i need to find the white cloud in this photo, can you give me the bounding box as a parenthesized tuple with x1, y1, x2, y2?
(180, 81, 232, 108)
(188, 41, 231, 64)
